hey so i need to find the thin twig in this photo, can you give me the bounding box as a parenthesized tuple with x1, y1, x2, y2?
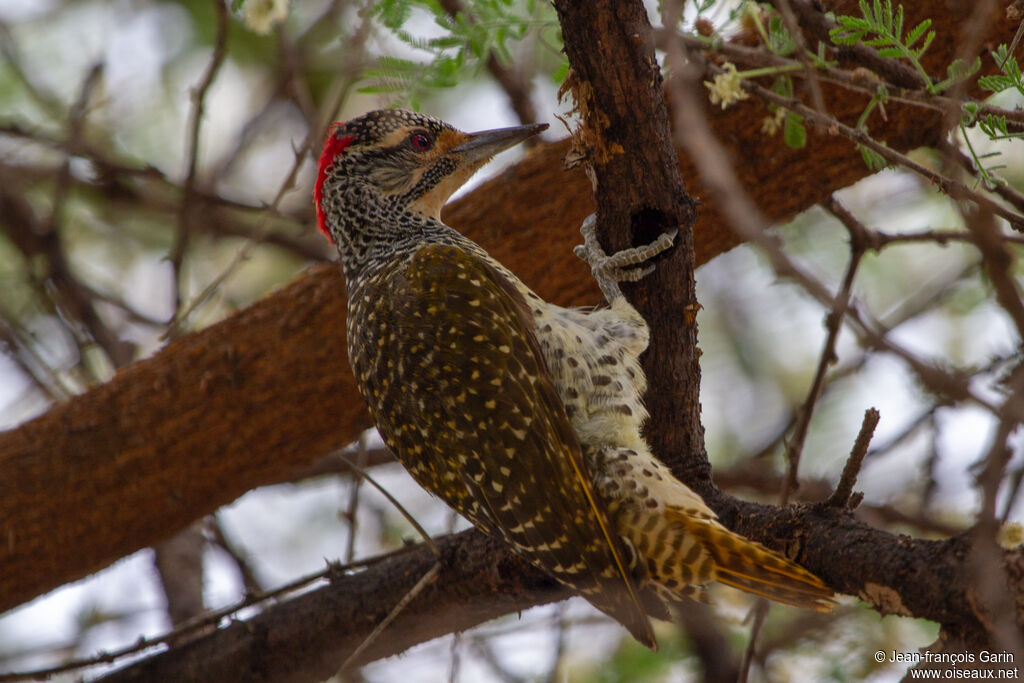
(869, 227, 1024, 248)
(946, 142, 1024, 217)
(544, 604, 568, 683)
(919, 411, 942, 513)
(968, 387, 1024, 662)
(447, 632, 462, 683)
(666, 32, 1024, 129)
(342, 434, 370, 564)
(0, 307, 72, 402)
(773, 0, 826, 115)
(0, 21, 64, 118)
(956, 203, 1024, 341)
(0, 543, 428, 681)
(826, 408, 881, 508)
(46, 63, 103, 235)
(162, 0, 376, 339)
(1001, 464, 1024, 523)
(336, 561, 442, 673)
(40, 64, 133, 370)
(328, 448, 450, 679)
(276, 23, 319, 127)
(337, 454, 439, 557)
(288, 445, 395, 483)
(865, 406, 937, 457)
(721, 59, 1024, 231)
(668, 44, 1006, 422)
(467, 636, 529, 683)
(780, 197, 866, 503)
(207, 516, 265, 597)
(737, 601, 769, 683)
(168, 0, 229, 323)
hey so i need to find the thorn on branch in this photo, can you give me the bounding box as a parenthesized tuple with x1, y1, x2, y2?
(826, 408, 881, 508)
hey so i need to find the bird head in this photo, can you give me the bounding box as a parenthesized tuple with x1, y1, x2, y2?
(314, 109, 547, 247)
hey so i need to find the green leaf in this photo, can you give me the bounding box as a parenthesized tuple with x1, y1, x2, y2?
(859, 144, 889, 171)
(915, 30, 934, 58)
(551, 59, 569, 84)
(978, 114, 1009, 138)
(981, 44, 1024, 96)
(784, 112, 807, 148)
(771, 75, 794, 98)
(904, 18, 932, 50)
(768, 15, 796, 55)
(933, 56, 981, 93)
(859, 0, 873, 22)
(979, 74, 1015, 92)
(829, 0, 936, 89)
(375, 0, 412, 30)
(829, 29, 862, 46)
(875, 47, 905, 59)
(871, 0, 887, 29)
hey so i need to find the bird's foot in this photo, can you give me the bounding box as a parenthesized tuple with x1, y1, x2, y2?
(573, 214, 677, 304)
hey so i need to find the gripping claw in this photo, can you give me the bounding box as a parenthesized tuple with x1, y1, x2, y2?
(573, 214, 677, 304)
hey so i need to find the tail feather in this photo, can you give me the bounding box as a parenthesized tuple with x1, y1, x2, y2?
(665, 507, 834, 612)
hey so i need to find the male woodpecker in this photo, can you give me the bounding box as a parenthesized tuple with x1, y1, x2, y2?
(314, 109, 832, 649)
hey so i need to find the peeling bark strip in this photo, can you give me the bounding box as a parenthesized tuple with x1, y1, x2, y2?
(0, 0, 1020, 662)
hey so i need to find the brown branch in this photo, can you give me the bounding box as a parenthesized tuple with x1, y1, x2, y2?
(1, 0, 1020, 636)
(153, 524, 206, 627)
(93, 531, 566, 683)
(825, 408, 881, 508)
(553, 0, 702, 477)
(75, 499, 1012, 679)
(957, 203, 1024, 342)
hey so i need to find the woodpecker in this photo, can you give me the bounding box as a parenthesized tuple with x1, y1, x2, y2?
(315, 109, 832, 649)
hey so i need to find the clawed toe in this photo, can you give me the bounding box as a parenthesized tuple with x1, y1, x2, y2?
(574, 215, 677, 304)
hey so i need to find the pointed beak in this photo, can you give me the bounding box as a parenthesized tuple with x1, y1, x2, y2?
(451, 122, 549, 162)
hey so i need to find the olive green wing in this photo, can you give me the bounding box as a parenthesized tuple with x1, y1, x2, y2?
(354, 243, 655, 648)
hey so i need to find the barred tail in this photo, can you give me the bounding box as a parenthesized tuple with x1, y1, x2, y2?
(662, 507, 834, 612)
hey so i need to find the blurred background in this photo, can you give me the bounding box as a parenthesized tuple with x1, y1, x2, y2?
(1, 0, 1021, 680)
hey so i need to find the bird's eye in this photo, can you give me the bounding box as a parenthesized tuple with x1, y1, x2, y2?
(409, 132, 433, 151)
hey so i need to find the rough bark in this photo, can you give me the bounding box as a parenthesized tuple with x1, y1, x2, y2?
(1, 2, 1019, 669)
(552, 0, 704, 477)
